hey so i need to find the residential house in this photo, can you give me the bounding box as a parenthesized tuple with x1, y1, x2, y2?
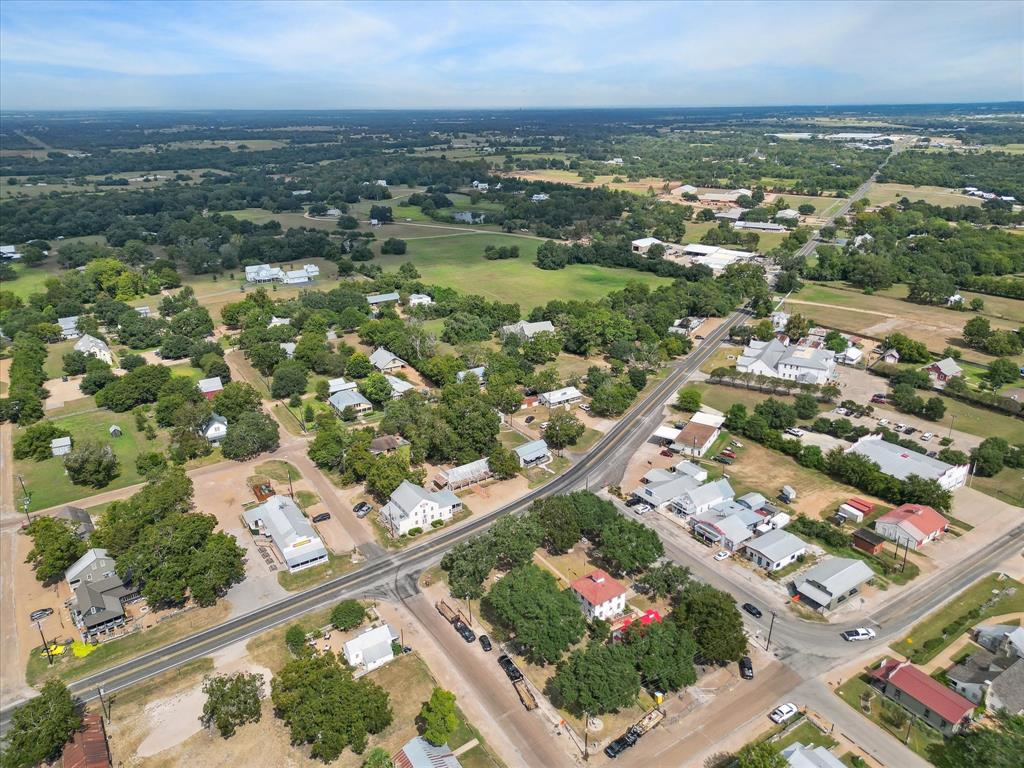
(327, 377, 357, 394)
(744, 529, 807, 571)
(734, 220, 787, 232)
(531, 193, 550, 202)
(880, 348, 901, 364)
(328, 388, 373, 416)
(853, 233, 874, 249)
(795, 557, 874, 611)
(369, 434, 410, 456)
(245, 264, 285, 283)
(407, 293, 433, 306)
(61, 713, 112, 768)
(385, 374, 416, 399)
(268, 315, 291, 328)
(538, 386, 582, 408)
(456, 366, 486, 386)
(201, 414, 228, 445)
(243, 495, 329, 573)
(379, 481, 462, 537)
(631, 237, 663, 254)
(74, 334, 113, 365)
(988, 660, 1024, 714)
(737, 338, 836, 385)
(65, 549, 138, 639)
(669, 478, 735, 517)
(370, 347, 407, 373)
(514, 439, 551, 468)
(874, 503, 948, 550)
(366, 291, 401, 308)
(393, 736, 463, 768)
(197, 376, 224, 400)
(325, 208, 342, 217)
(845, 435, 968, 491)
(974, 624, 1024, 660)
(924, 357, 963, 384)
(279, 342, 296, 358)
(58, 315, 81, 339)
(436, 458, 492, 491)
(690, 500, 763, 550)
(52, 506, 94, 539)
(0, 244, 23, 260)
(571, 570, 627, 621)
(500, 319, 555, 339)
(781, 742, 845, 768)
(852, 528, 886, 555)
(946, 648, 1018, 705)
(343, 623, 399, 671)
(51, 436, 72, 457)
(869, 659, 974, 735)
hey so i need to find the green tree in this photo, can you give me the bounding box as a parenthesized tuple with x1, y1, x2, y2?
(533, 496, 581, 554)
(736, 741, 787, 768)
(0, 679, 81, 768)
(12, 421, 71, 461)
(365, 454, 414, 502)
(936, 711, 1024, 768)
(485, 564, 585, 665)
(793, 393, 819, 420)
(361, 747, 395, 768)
(488, 514, 544, 569)
(987, 358, 1020, 388)
(212, 382, 263, 422)
(220, 412, 280, 460)
(201, 671, 264, 738)
(24, 517, 87, 584)
(590, 380, 637, 417)
(359, 372, 393, 406)
(346, 352, 373, 378)
(551, 643, 641, 715)
(673, 582, 748, 663)
(922, 397, 946, 421)
(271, 360, 308, 399)
(636, 562, 691, 599)
(271, 653, 392, 760)
(487, 444, 520, 479)
(285, 625, 308, 656)
(62, 349, 91, 376)
(676, 387, 702, 412)
(962, 316, 992, 348)
(543, 409, 585, 452)
(625, 620, 698, 692)
(418, 687, 458, 746)
(63, 439, 119, 487)
(331, 600, 366, 630)
(597, 517, 664, 575)
(972, 437, 1009, 477)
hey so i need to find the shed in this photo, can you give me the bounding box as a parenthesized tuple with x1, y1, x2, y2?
(836, 503, 865, 524)
(108, 425, 122, 437)
(780, 485, 797, 502)
(853, 528, 886, 555)
(51, 436, 72, 457)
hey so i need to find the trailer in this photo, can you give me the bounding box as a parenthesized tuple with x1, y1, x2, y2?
(435, 600, 458, 624)
(513, 677, 538, 711)
(632, 708, 664, 735)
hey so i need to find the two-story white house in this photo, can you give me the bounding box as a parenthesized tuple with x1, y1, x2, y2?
(379, 481, 462, 537)
(570, 569, 627, 621)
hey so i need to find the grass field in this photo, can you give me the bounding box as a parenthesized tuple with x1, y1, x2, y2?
(681, 219, 787, 252)
(5, 261, 58, 300)
(373, 232, 670, 309)
(889, 573, 1024, 663)
(865, 182, 983, 208)
(14, 406, 169, 511)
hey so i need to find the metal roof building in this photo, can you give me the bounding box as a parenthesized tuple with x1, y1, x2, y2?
(243, 495, 328, 573)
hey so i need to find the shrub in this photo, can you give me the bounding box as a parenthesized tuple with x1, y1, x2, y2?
(330, 600, 366, 631)
(431, 519, 445, 529)
(408, 527, 423, 536)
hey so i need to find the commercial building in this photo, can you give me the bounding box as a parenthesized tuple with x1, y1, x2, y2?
(845, 435, 968, 491)
(631, 470, 700, 510)
(243, 495, 329, 573)
(743, 529, 807, 571)
(869, 659, 974, 735)
(538, 386, 582, 408)
(435, 458, 492, 491)
(673, 411, 724, 457)
(571, 569, 627, 621)
(737, 338, 836, 385)
(669, 478, 735, 517)
(379, 481, 462, 537)
(795, 557, 874, 611)
(631, 237, 663, 254)
(874, 504, 948, 550)
(733, 220, 787, 232)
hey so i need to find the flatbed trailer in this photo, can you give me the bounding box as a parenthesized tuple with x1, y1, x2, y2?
(513, 677, 538, 710)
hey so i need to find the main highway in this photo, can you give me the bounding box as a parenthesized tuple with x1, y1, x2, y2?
(0, 306, 752, 730)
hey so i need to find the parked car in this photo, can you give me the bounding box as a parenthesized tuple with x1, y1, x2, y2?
(29, 608, 53, 622)
(742, 603, 763, 619)
(720, 449, 737, 459)
(660, 449, 674, 457)
(497, 654, 523, 682)
(625, 497, 642, 507)
(61, 375, 69, 382)
(714, 455, 734, 465)
(895, 423, 907, 433)
(785, 427, 805, 437)
(353, 502, 373, 519)
(730, 440, 743, 448)
(836, 407, 849, 416)
(634, 503, 652, 515)
(714, 550, 730, 562)
(840, 627, 877, 642)
(927, 451, 938, 458)
(604, 730, 639, 759)
(525, 415, 535, 424)
(921, 432, 933, 442)
(579, 403, 591, 412)
(312, 512, 331, 523)
(904, 426, 917, 435)
(540, 421, 550, 430)
(694, 334, 704, 340)
(871, 394, 887, 404)
(739, 656, 754, 680)
(453, 620, 476, 643)
(479, 635, 492, 652)
(877, 418, 889, 426)
(769, 703, 799, 724)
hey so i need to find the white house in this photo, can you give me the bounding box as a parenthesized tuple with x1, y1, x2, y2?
(282, 265, 319, 284)
(268, 316, 291, 328)
(500, 320, 555, 339)
(570, 570, 627, 621)
(407, 293, 433, 306)
(51, 436, 72, 457)
(379, 481, 462, 537)
(57, 316, 81, 339)
(343, 624, 399, 671)
(245, 264, 285, 283)
(0, 244, 23, 259)
(669, 478, 735, 517)
(243, 495, 329, 573)
(74, 334, 113, 366)
(328, 377, 357, 394)
(737, 338, 836, 385)
(531, 193, 550, 202)
(385, 374, 416, 399)
(538, 386, 582, 408)
(366, 292, 400, 308)
(743, 529, 807, 571)
(514, 439, 551, 468)
(279, 342, 296, 358)
(201, 414, 228, 445)
(328, 388, 373, 416)
(370, 347, 407, 373)
(781, 742, 845, 768)
(845, 435, 968, 491)
(672, 411, 723, 457)
(456, 366, 486, 386)
(632, 471, 700, 510)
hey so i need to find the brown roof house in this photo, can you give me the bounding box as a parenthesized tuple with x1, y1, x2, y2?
(62, 713, 111, 768)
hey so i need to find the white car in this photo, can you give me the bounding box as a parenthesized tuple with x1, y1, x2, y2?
(714, 550, 730, 561)
(634, 503, 652, 515)
(540, 421, 550, 430)
(895, 423, 907, 433)
(769, 703, 799, 724)
(921, 432, 933, 442)
(785, 427, 805, 437)
(840, 627, 877, 642)
(835, 407, 849, 416)
(579, 403, 591, 412)
(878, 418, 889, 427)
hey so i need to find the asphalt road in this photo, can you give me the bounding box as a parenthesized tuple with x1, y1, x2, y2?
(0, 307, 750, 730)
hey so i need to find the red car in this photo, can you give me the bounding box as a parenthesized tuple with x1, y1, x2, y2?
(720, 449, 737, 459)
(660, 449, 674, 457)
(870, 394, 887, 404)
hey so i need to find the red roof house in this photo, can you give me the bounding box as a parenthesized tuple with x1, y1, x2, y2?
(869, 659, 973, 735)
(874, 504, 948, 549)
(62, 713, 111, 768)
(570, 569, 627, 622)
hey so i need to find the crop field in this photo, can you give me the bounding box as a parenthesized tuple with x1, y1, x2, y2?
(373, 232, 670, 308)
(865, 182, 983, 208)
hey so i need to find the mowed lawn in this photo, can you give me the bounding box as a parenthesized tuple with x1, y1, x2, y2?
(5, 261, 59, 300)
(866, 182, 983, 208)
(374, 232, 671, 309)
(14, 407, 168, 511)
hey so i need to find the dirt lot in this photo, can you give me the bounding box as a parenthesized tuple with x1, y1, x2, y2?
(43, 375, 91, 410)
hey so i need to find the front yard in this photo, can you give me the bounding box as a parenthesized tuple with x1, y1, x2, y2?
(835, 674, 945, 761)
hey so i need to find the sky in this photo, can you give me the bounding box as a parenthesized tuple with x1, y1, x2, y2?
(1, 0, 1021, 110)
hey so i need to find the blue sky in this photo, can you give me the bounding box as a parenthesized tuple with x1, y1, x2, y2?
(1, 0, 1021, 110)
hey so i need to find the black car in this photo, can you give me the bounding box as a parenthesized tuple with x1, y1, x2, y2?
(525, 415, 535, 424)
(497, 654, 523, 682)
(624, 497, 642, 507)
(479, 635, 492, 652)
(713, 455, 734, 465)
(453, 620, 476, 643)
(604, 730, 639, 759)
(312, 512, 331, 523)
(904, 426, 917, 435)
(742, 603, 763, 619)
(739, 656, 754, 680)
(29, 608, 53, 622)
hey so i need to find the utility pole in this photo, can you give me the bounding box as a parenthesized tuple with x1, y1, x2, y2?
(764, 610, 777, 652)
(17, 474, 31, 523)
(36, 620, 53, 666)
(583, 711, 589, 761)
(947, 414, 956, 439)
